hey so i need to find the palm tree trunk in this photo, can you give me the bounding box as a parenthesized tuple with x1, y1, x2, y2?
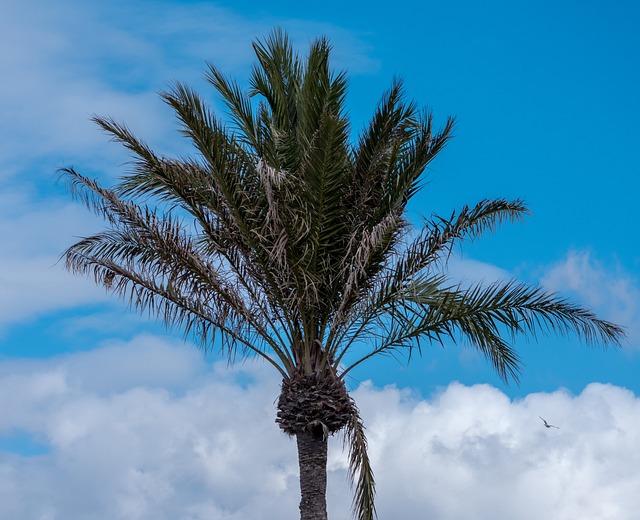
(296, 430, 328, 520)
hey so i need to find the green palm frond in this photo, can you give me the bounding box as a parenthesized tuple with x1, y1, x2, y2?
(249, 28, 301, 138)
(409, 198, 529, 274)
(412, 279, 626, 346)
(340, 276, 624, 382)
(204, 64, 260, 150)
(330, 199, 528, 368)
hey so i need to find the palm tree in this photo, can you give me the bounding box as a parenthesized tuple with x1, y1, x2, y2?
(59, 29, 624, 520)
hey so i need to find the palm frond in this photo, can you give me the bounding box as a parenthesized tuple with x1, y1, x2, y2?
(330, 199, 528, 368)
(249, 28, 301, 144)
(59, 168, 294, 374)
(344, 405, 376, 520)
(339, 272, 624, 383)
(205, 64, 260, 152)
(401, 278, 625, 381)
(416, 198, 529, 271)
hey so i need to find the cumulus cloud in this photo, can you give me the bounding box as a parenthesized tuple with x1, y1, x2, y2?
(1, 337, 639, 519)
(356, 381, 640, 519)
(0, 337, 301, 520)
(541, 250, 640, 344)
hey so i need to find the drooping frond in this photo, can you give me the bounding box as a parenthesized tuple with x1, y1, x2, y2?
(340, 276, 624, 383)
(59, 168, 293, 375)
(408, 279, 626, 348)
(344, 405, 376, 520)
(329, 199, 528, 366)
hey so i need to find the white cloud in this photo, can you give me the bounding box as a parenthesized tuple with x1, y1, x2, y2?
(0, 337, 302, 519)
(355, 381, 640, 519)
(541, 250, 639, 344)
(1, 337, 640, 519)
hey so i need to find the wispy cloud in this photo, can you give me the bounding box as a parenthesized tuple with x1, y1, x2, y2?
(445, 255, 513, 286)
(541, 250, 639, 345)
(0, 192, 111, 330)
(0, 0, 378, 181)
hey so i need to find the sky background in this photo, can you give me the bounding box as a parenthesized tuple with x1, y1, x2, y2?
(1, 0, 639, 518)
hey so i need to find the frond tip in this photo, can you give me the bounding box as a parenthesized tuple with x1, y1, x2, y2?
(403, 278, 626, 383)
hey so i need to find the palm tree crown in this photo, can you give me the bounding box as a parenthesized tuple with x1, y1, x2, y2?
(60, 29, 624, 520)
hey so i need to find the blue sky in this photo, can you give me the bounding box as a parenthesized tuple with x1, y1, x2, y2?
(1, 1, 640, 518)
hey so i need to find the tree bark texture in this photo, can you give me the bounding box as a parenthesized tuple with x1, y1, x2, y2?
(296, 430, 329, 520)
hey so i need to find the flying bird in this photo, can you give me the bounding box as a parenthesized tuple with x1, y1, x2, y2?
(539, 416, 559, 429)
